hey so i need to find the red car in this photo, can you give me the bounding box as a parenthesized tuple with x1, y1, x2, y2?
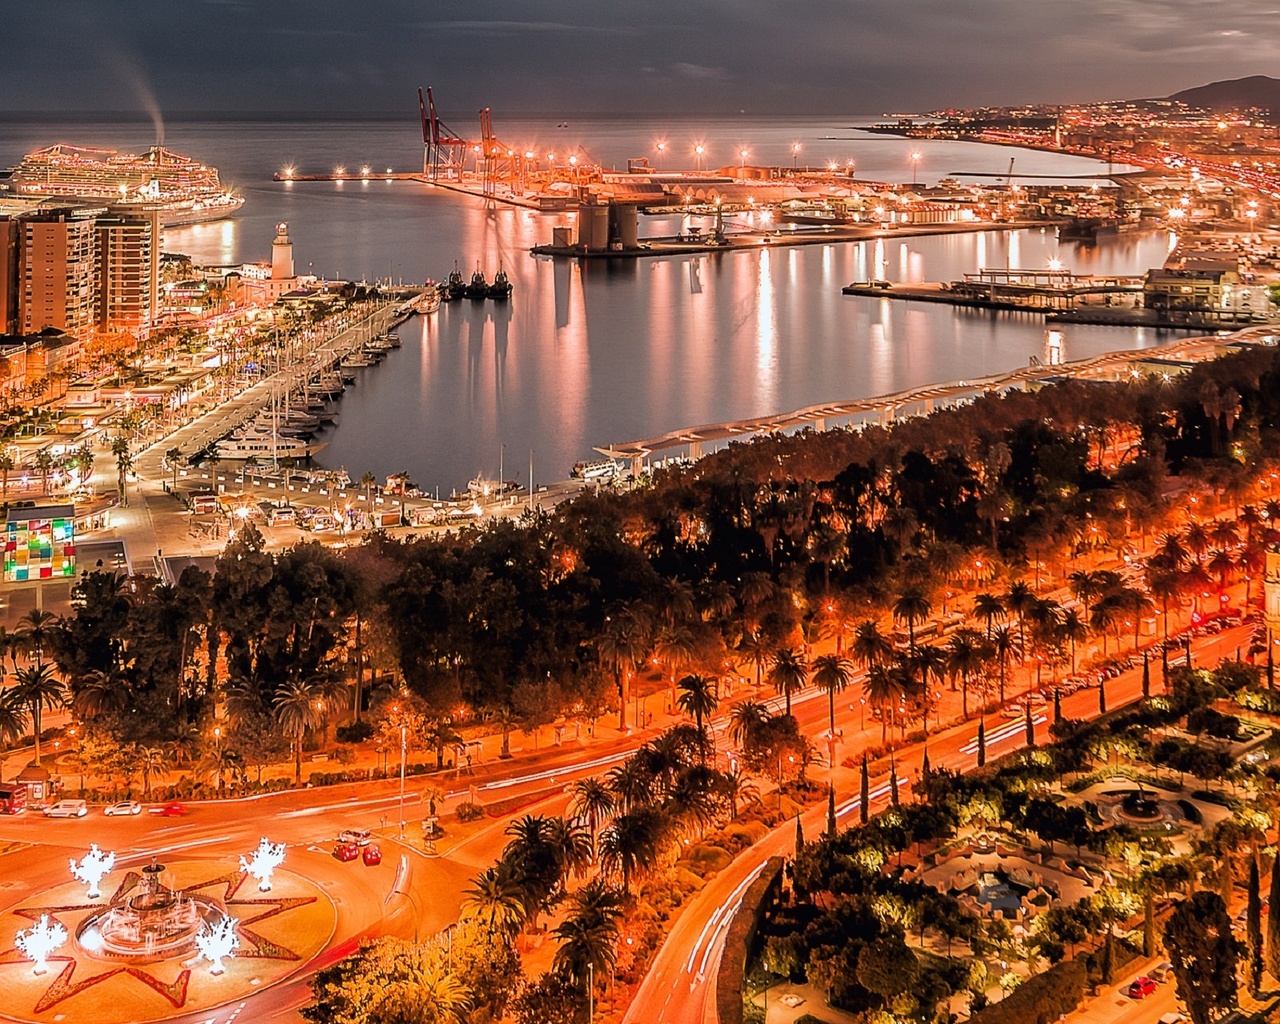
(148, 802, 188, 817)
(362, 844, 382, 866)
(332, 842, 360, 862)
(1127, 977, 1157, 999)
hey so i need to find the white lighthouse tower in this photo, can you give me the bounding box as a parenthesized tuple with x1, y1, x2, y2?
(271, 222, 294, 280)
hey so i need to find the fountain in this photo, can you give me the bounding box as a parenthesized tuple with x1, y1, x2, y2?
(15, 914, 67, 975)
(70, 844, 116, 900)
(76, 859, 225, 961)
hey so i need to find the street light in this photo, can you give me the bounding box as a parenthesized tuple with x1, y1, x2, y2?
(656, 141, 665, 170)
(792, 143, 800, 170)
(910, 150, 921, 187)
(739, 148, 749, 171)
(694, 144, 705, 172)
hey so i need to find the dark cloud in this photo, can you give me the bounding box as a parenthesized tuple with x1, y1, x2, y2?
(3, 0, 1278, 115)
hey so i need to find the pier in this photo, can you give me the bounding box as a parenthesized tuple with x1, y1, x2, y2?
(594, 329, 1266, 473)
(842, 268, 1145, 311)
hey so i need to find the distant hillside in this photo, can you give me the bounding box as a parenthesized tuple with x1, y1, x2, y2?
(1171, 75, 1280, 113)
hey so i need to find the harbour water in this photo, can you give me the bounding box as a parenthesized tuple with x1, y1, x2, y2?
(2, 116, 1175, 491)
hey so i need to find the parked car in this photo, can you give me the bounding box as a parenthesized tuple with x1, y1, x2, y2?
(333, 842, 360, 862)
(1150, 962, 1174, 983)
(1158, 1013, 1187, 1024)
(148, 802, 188, 817)
(45, 800, 88, 818)
(362, 844, 382, 866)
(1127, 976, 1158, 999)
(338, 828, 373, 847)
(104, 800, 141, 816)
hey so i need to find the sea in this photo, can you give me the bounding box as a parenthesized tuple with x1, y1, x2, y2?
(0, 116, 1177, 492)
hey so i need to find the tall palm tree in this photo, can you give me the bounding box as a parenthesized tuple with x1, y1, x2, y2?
(972, 592, 1006, 639)
(569, 778, 616, 852)
(811, 654, 854, 739)
(461, 864, 528, 939)
(989, 625, 1021, 703)
(653, 625, 697, 712)
(1068, 570, 1103, 621)
(736, 631, 773, 691)
(599, 805, 667, 894)
(553, 879, 624, 991)
(864, 663, 899, 743)
(272, 678, 325, 785)
(0, 451, 14, 497)
(0, 691, 30, 773)
(893, 587, 932, 650)
(1004, 580, 1037, 652)
(607, 759, 655, 813)
(718, 769, 759, 818)
(110, 434, 133, 505)
(596, 609, 649, 731)
(12, 663, 65, 766)
(767, 647, 807, 715)
(1058, 608, 1089, 675)
(850, 619, 894, 671)
(17, 608, 59, 666)
(137, 745, 170, 797)
(545, 816, 594, 891)
(728, 700, 768, 750)
(946, 629, 986, 720)
(676, 674, 720, 742)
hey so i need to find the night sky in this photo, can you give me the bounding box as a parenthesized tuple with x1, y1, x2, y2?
(4, 0, 1277, 116)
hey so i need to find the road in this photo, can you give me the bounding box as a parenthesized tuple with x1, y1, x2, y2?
(624, 623, 1254, 1024)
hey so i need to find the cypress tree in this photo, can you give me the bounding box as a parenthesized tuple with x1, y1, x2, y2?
(1025, 702, 1035, 748)
(1162, 644, 1169, 690)
(860, 752, 870, 825)
(977, 717, 986, 768)
(1053, 688, 1061, 724)
(1268, 639, 1274, 691)
(1248, 854, 1263, 995)
(1098, 676, 1107, 715)
(1143, 891, 1156, 958)
(826, 787, 837, 838)
(1141, 650, 1150, 699)
(1100, 928, 1115, 984)
(921, 745, 931, 777)
(889, 760, 899, 808)
(1267, 851, 1280, 981)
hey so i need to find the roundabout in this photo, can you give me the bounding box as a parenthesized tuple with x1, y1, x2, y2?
(0, 859, 334, 1022)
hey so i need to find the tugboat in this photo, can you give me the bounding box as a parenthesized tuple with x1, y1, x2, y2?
(445, 264, 466, 302)
(465, 265, 489, 300)
(488, 265, 513, 301)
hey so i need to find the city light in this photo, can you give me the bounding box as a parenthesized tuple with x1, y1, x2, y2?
(69, 844, 116, 900)
(15, 915, 66, 976)
(238, 838, 286, 892)
(194, 915, 240, 975)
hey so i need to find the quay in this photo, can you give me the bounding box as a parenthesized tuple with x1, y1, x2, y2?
(531, 219, 1054, 261)
(595, 326, 1276, 473)
(842, 270, 1271, 331)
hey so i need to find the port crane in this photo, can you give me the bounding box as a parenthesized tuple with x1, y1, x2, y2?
(419, 87, 477, 181)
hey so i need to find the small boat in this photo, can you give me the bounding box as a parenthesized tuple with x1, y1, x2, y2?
(385, 332, 401, 346)
(445, 265, 466, 301)
(342, 354, 376, 369)
(488, 266, 513, 301)
(214, 435, 326, 460)
(415, 284, 442, 314)
(465, 266, 489, 300)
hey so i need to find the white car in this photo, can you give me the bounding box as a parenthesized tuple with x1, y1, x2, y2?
(45, 800, 88, 818)
(338, 828, 373, 847)
(104, 800, 141, 816)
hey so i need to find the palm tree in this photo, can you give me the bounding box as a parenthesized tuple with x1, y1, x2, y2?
(1058, 608, 1089, 675)
(596, 609, 649, 731)
(850, 619, 894, 670)
(728, 700, 768, 750)
(607, 758, 656, 813)
(736, 631, 773, 691)
(811, 653, 854, 739)
(461, 864, 528, 939)
(553, 879, 624, 991)
(17, 608, 59, 666)
(272, 678, 326, 785)
(12, 663, 65, 766)
(165, 447, 184, 492)
(359, 470, 377, 506)
(767, 647, 807, 715)
(893, 586, 932, 650)
(568, 778, 616, 852)
(598, 806, 667, 894)
(137, 745, 170, 797)
(1004, 580, 1037, 651)
(990, 625, 1021, 703)
(1068, 570, 1103, 621)
(864, 663, 899, 743)
(33, 448, 54, 496)
(973, 592, 1006, 639)
(546, 816, 594, 890)
(675, 673, 720, 737)
(1090, 595, 1124, 657)
(653, 625, 697, 712)
(946, 629, 986, 720)
(719, 769, 759, 818)
(1146, 569, 1183, 641)
(0, 691, 30, 771)
(110, 434, 132, 505)
(0, 450, 13, 497)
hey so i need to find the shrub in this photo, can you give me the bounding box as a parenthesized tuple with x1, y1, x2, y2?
(336, 720, 374, 743)
(1177, 799, 1202, 824)
(455, 801, 485, 822)
(968, 958, 1087, 1024)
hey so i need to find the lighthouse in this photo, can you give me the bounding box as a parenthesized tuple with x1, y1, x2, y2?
(271, 222, 294, 280)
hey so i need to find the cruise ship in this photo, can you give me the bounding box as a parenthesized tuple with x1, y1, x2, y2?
(7, 144, 244, 225)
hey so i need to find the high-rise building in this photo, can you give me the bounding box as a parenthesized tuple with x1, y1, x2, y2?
(0, 217, 19, 336)
(97, 211, 158, 333)
(20, 206, 102, 340)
